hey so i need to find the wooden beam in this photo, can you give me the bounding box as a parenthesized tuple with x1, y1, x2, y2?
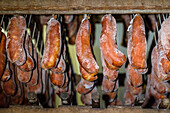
(0, 0, 170, 14)
(0, 105, 170, 113)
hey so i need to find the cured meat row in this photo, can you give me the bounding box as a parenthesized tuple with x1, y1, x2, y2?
(0, 14, 169, 109)
(142, 17, 170, 108)
(76, 16, 99, 105)
(100, 14, 126, 106)
(124, 14, 147, 106)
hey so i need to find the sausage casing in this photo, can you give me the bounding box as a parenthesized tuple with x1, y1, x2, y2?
(0, 32, 7, 79)
(6, 16, 26, 63)
(100, 15, 126, 68)
(76, 17, 99, 75)
(18, 34, 35, 71)
(41, 18, 61, 69)
(129, 14, 147, 69)
(161, 17, 170, 60)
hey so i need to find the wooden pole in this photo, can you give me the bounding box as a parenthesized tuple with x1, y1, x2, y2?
(0, 0, 169, 14)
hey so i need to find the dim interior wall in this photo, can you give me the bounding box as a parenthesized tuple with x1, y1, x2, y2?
(68, 44, 80, 75)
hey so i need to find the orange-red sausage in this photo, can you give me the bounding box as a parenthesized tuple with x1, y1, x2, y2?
(102, 76, 119, 93)
(124, 90, 136, 106)
(76, 17, 99, 75)
(101, 54, 119, 81)
(18, 34, 35, 71)
(129, 14, 147, 70)
(81, 87, 98, 105)
(17, 38, 35, 83)
(0, 32, 7, 79)
(1, 63, 17, 96)
(100, 14, 126, 68)
(1, 61, 11, 82)
(161, 17, 170, 60)
(41, 18, 61, 69)
(11, 65, 23, 105)
(152, 44, 170, 81)
(28, 54, 42, 94)
(76, 78, 94, 94)
(6, 16, 26, 63)
(151, 70, 170, 94)
(50, 72, 65, 88)
(127, 64, 143, 87)
(17, 67, 32, 83)
(80, 65, 98, 82)
(27, 47, 38, 86)
(147, 15, 156, 32)
(67, 16, 78, 45)
(51, 55, 66, 74)
(157, 30, 170, 74)
(0, 90, 9, 108)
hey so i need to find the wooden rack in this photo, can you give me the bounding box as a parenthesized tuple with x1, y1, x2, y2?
(0, 106, 169, 113)
(0, 0, 170, 112)
(0, 0, 170, 14)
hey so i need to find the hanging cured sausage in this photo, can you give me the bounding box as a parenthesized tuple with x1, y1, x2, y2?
(6, 16, 26, 64)
(100, 14, 126, 69)
(0, 31, 7, 80)
(76, 17, 99, 75)
(41, 18, 61, 70)
(127, 14, 147, 74)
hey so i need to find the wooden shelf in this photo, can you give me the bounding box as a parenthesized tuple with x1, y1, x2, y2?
(0, 0, 170, 14)
(0, 105, 169, 113)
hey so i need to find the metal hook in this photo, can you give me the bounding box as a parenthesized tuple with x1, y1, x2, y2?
(32, 22, 36, 39)
(60, 15, 63, 22)
(0, 15, 4, 27)
(52, 14, 57, 20)
(87, 14, 91, 19)
(84, 14, 91, 19)
(6, 18, 10, 31)
(132, 14, 135, 18)
(24, 14, 27, 19)
(36, 31, 40, 48)
(6, 59, 10, 69)
(155, 20, 159, 34)
(84, 14, 87, 18)
(153, 31, 158, 45)
(130, 14, 133, 20)
(153, 19, 160, 46)
(162, 14, 165, 21)
(166, 13, 168, 19)
(40, 41, 43, 57)
(158, 14, 162, 25)
(28, 15, 32, 28)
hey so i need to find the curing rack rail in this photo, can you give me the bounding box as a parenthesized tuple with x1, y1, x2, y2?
(0, 0, 170, 113)
(0, 0, 169, 14)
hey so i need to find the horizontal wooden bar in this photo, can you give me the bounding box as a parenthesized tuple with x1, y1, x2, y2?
(0, 10, 170, 15)
(0, 0, 169, 14)
(0, 105, 170, 113)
